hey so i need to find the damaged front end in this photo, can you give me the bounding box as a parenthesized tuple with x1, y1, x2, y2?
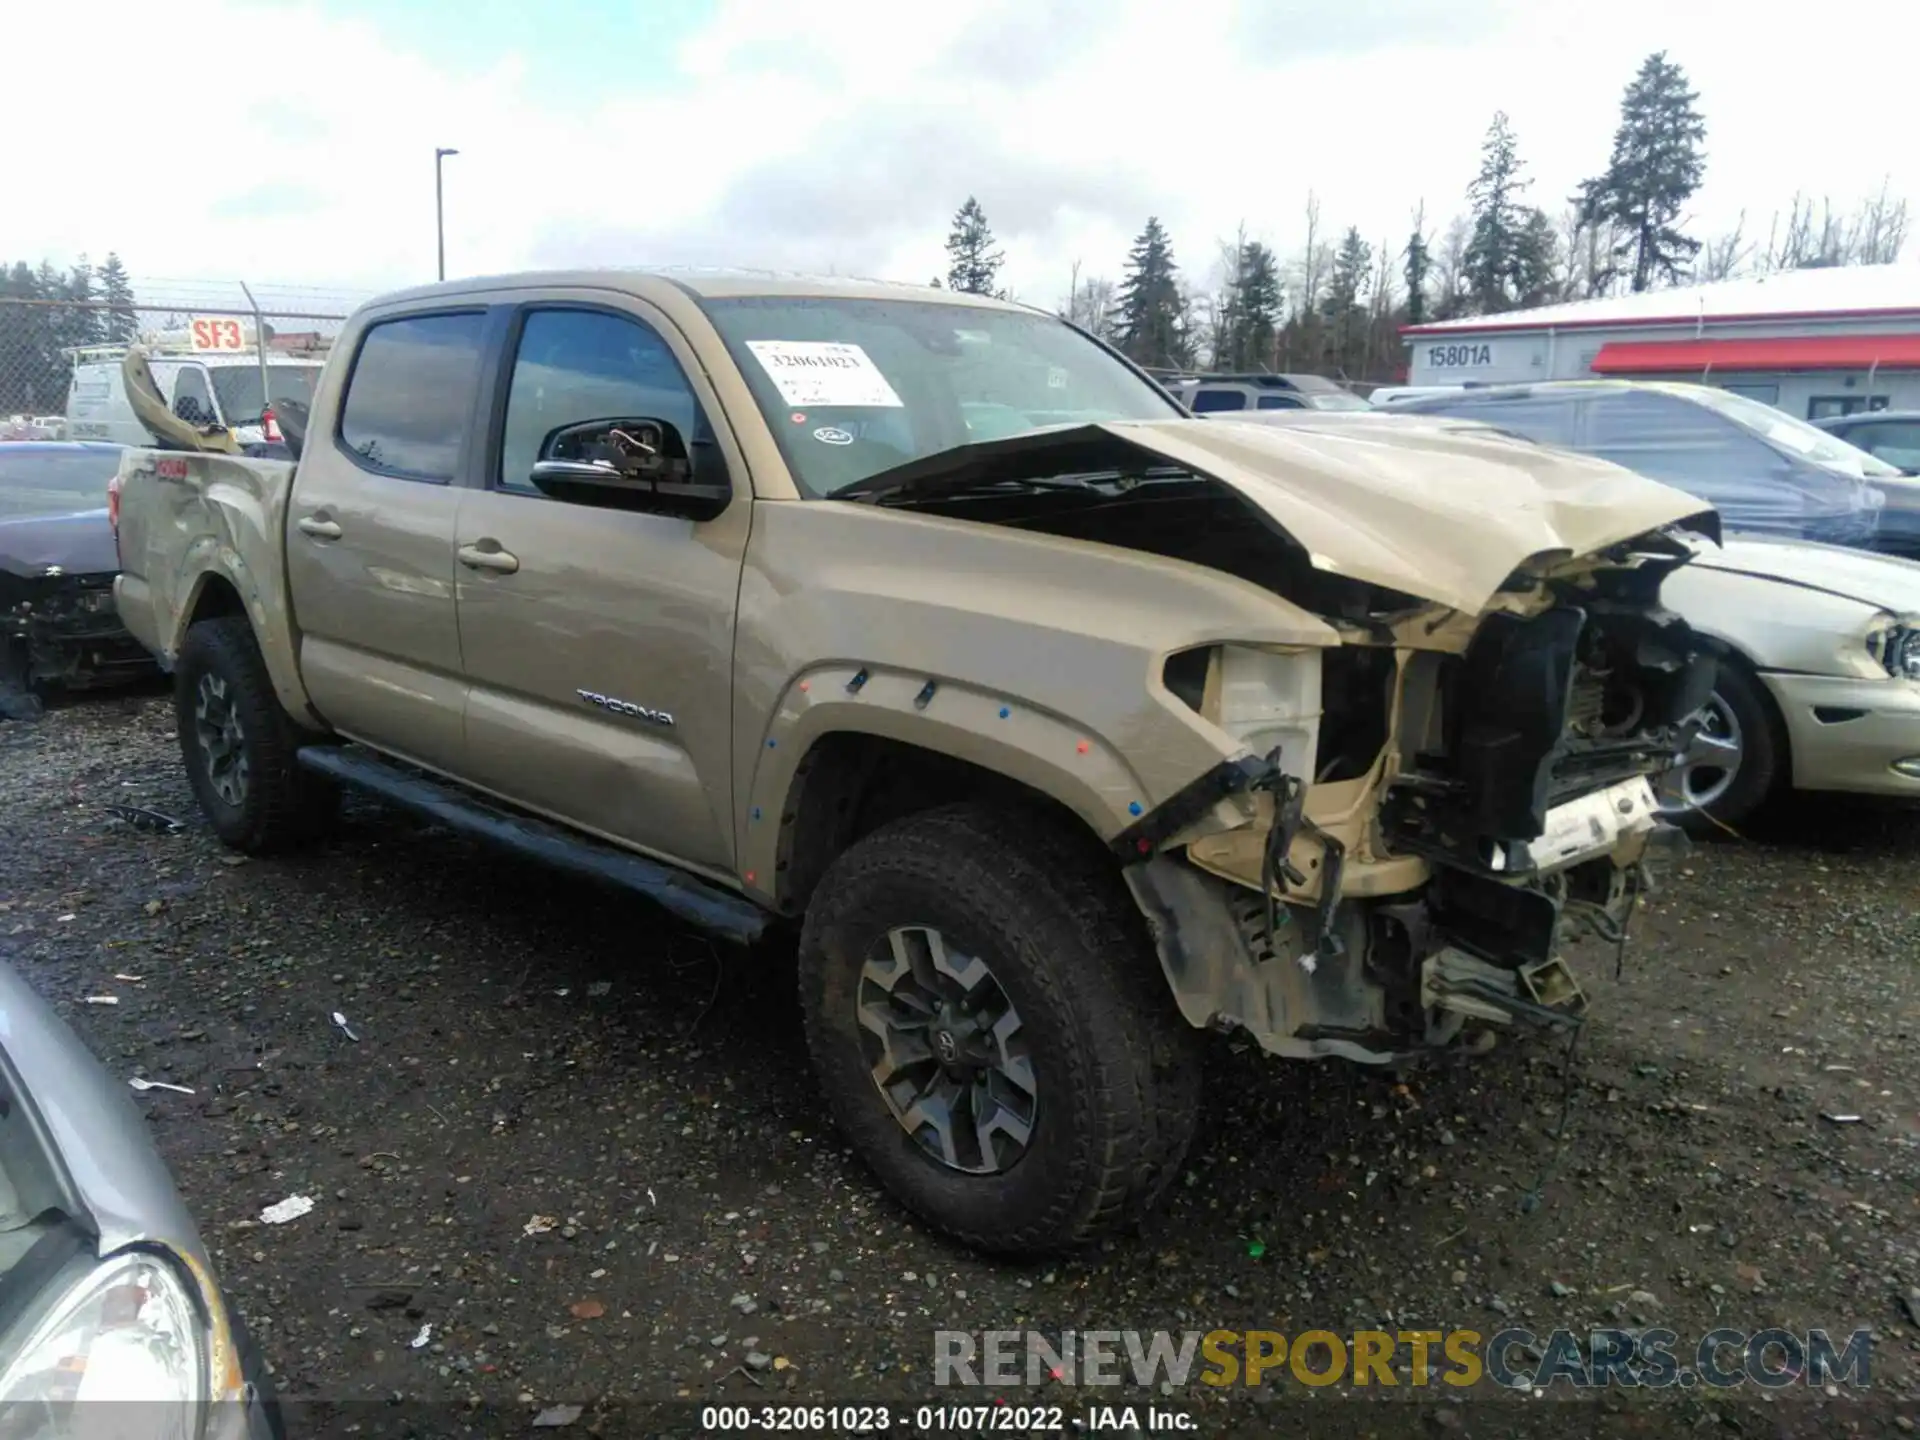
(2, 570, 156, 695)
(1118, 532, 1718, 1065)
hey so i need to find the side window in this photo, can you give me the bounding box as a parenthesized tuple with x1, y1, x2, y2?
(1583, 393, 1776, 487)
(171, 366, 214, 423)
(1191, 389, 1247, 413)
(499, 309, 701, 494)
(1256, 395, 1303, 410)
(338, 312, 487, 481)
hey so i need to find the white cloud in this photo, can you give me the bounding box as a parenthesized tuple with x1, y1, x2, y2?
(8, 0, 1919, 315)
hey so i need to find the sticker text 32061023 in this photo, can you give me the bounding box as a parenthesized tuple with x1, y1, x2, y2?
(745, 341, 904, 409)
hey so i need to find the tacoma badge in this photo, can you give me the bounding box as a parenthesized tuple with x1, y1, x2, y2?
(575, 689, 674, 728)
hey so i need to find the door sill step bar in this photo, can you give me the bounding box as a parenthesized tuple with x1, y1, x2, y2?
(295, 744, 769, 945)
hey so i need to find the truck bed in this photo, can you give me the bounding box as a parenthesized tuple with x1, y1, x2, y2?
(111, 448, 311, 720)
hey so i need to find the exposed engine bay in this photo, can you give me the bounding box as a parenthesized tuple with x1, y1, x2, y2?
(896, 471, 1719, 1062)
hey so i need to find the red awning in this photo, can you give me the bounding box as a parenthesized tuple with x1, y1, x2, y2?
(1591, 334, 1920, 374)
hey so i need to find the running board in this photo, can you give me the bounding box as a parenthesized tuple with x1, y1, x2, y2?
(295, 745, 769, 945)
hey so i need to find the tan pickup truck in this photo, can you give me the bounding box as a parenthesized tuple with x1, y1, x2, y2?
(111, 271, 1721, 1254)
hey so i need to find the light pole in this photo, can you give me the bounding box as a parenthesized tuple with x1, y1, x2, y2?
(435, 147, 459, 281)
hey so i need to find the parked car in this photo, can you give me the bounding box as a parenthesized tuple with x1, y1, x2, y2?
(0, 441, 157, 718)
(1807, 411, 1920, 555)
(1392, 380, 1904, 553)
(1812, 409, 1920, 472)
(113, 270, 1719, 1255)
(1160, 371, 1372, 414)
(1284, 402, 1920, 828)
(0, 951, 280, 1434)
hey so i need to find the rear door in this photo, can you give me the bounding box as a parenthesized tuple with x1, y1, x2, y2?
(451, 292, 751, 876)
(283, 308, 489, 773)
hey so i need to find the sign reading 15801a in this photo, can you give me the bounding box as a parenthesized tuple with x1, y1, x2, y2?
(1426, 342, 1494, 368)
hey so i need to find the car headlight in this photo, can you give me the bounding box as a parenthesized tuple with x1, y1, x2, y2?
(0, 1249, 217, 1429)
(1866, 617, 1920, 680)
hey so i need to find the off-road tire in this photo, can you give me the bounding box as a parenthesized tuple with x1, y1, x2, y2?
(175, 616, 336, 852)
(1680, 661, 1784, 835)
(798, 803, 1203, 1255)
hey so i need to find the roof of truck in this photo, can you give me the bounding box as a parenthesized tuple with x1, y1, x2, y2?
(371, 268, 1031, 312)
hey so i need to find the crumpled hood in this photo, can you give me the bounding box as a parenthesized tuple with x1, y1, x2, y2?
(0, 508, 118, 579)
(864, 416, 1719, 614)
(1692, 531, 1920, 611)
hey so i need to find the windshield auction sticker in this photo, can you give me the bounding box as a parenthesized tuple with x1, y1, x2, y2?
(746, 341, 904, 408)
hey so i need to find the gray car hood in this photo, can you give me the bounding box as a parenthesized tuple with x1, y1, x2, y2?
(0, 508, 119, 579)
(0, 952, 210, 1266)
(1691, 532, 1920, 610)
(859, 416, 1719, 614)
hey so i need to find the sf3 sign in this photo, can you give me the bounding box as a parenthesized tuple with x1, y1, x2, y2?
(188, 317, 249, 352)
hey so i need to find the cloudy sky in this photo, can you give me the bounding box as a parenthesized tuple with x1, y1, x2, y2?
(11, 0, 1918, 311)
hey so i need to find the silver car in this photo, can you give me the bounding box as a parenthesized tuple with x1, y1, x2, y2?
(0, 955, 279, 1437)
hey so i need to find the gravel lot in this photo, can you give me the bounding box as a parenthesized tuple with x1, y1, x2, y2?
(2, 687, 1917, 1437)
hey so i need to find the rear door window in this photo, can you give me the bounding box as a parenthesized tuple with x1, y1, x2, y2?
(337, 313, 488, 482)
(1191, 389, 1247, 412)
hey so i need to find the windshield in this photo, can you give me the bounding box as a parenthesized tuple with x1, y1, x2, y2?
(1681, 386, 1904, 478)
(209, 364, 322, 424)
(699, 297, 1182, 496)
(0, 448, 119, 518)
(1304, 392, 1373, 412)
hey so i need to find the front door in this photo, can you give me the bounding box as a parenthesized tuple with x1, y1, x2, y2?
(453, 298, 751, 876)
(283, 308, 490, 774)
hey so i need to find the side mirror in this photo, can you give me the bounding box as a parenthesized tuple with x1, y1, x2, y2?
(173, 394, 206, 423)
(528, 416, 729, 522)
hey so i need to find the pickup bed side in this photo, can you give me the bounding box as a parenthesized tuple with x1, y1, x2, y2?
(113, 451, 321, 730)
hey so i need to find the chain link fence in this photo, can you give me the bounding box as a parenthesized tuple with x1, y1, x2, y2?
(0, 278, 371, 443)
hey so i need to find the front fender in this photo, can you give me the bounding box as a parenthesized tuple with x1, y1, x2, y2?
(736, 663, 1152, 894)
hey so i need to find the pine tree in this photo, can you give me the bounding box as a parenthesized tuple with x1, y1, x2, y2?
(98, 253, 137, 343)
(1320, 228, 1372, 375)
(1465, 112, 1536, 314)
(1113, 217, 1191, 369)
(60, 256, 101, 352)
(1404, 205, 1432, 326)
(945, 198, 1005, 296)
(1514, 209, 1563, 307)
(1225, 241, 1282, 371)
(1578, 52, 1707, 292)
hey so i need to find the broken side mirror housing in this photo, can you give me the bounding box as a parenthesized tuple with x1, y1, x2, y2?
(528, 416, 730, 522)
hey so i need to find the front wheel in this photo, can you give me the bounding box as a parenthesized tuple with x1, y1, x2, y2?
(175, 617, 336, 852)
(1658, 663, 1783, 833)
(798, 804, 1202, 1256)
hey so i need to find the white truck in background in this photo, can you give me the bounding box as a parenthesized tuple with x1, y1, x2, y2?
(65, 322, 326, 451)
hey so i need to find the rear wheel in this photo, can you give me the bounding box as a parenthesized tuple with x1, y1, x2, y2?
(1658, 662, 1782, 833)
(798, 803, 1202, 1255)
(175, 617, 336, 852)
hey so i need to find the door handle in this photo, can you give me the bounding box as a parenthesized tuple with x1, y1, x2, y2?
(457, 542, 520, 574)
(296, 515, 342, 540)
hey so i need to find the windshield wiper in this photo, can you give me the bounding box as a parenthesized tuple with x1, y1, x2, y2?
(836, 463, 1194, 507)
(837, 473, 1119, 505)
